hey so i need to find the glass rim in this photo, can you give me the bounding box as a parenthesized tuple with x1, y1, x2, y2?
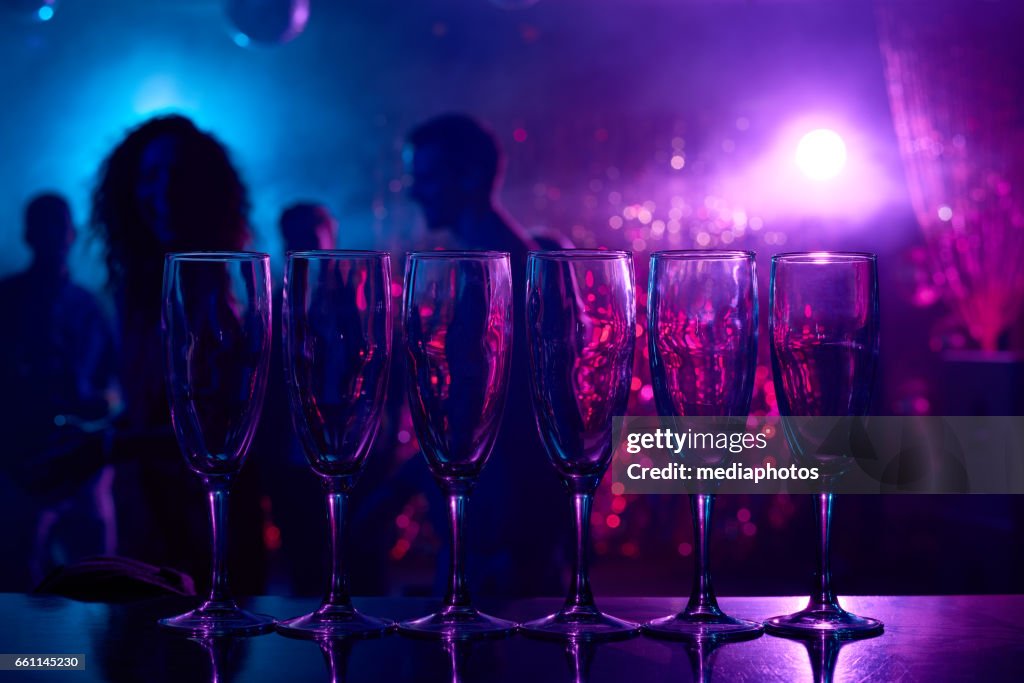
(528, 249, 632, 260)
(772, 251, 876, 263)
(406, 250, 509, 260)
(165, 251, 269, 262)
(287, 249, 390, 260)
(651, 249, 755, 261)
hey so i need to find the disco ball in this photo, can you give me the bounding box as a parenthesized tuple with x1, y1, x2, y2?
(226, 0, 310, 46)
(1, 0, 58, 21)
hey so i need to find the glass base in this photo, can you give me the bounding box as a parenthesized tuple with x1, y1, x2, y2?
(521, 605, 639, 642)
(277, 603, 393, 639)
(643, 609, 764, 641)
(158, 600, 276, 637)
(764, 605, 883, 640)
(397, 606, 516, 640)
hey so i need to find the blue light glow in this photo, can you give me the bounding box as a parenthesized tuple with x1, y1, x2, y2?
(232, 32, 251, 48)
(132, 74, 195, 116)
(38, 6, 55, 22)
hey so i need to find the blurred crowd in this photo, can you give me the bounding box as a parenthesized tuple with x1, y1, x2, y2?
(0, 112, 568, 599)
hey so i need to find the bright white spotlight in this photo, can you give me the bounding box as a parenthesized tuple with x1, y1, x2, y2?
(795, 128, 847, 181)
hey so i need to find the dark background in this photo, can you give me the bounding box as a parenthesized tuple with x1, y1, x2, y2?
(1, 0, 1022, 598)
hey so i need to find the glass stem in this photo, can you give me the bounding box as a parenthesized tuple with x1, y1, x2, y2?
(204, 637, 231, 683)
(685, 493, 720, 615)
(324, 484, 353, 608)
(319, 640, 351, 683)
(567, 491, 596, 610)
(808, 635, 841, 683)
(444, 639, 463, 683)
(566, 638, 593, 683)
(444, 487, 471, 610)
(686, 637, 713, 683)
(812, 492, 838, 610)
(205, 480, 232, 606)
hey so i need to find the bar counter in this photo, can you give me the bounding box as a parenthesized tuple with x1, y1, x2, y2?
(1, 594, 1021, 682)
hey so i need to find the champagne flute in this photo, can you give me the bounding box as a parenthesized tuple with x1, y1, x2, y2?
(643, 250, 762, 640)
(522, 250, 639, 641)
(278, 251, 393, 638)
(764, 252, 883, 638)
(160, 252, 275, 635)
(398, 251, 517, 639)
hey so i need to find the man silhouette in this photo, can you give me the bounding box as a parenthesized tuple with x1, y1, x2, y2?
(0, 193, 116, 588)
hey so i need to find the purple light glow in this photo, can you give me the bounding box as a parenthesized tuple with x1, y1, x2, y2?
(716, 115, 896, 222)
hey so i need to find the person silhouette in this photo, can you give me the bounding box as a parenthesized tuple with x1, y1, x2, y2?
(280, 202, 337, 253)
(406, 114, 538, 256)
(250, 202, 339, 595)
(91, 115, 267, 594)
(402, 114, 565, 596)
(0, 193, 117, 589)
